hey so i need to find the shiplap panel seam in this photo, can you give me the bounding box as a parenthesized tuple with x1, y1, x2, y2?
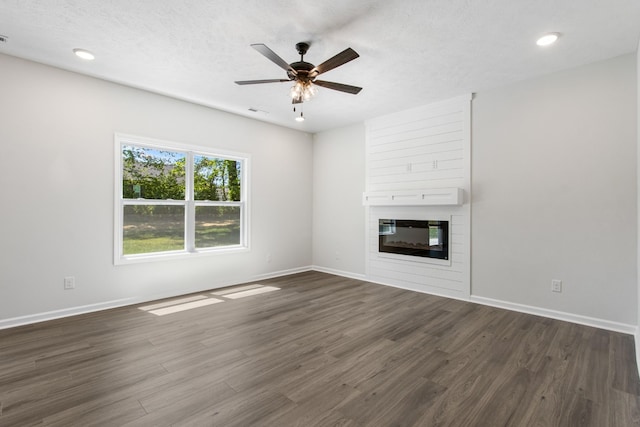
(368, 171, 464, 186)
(369, 163, 464, 178)
(369, 124, 464, 145)
(369, 261, 466, 280)
(369, 117, 464, 140)
(369, 132, 464, 150)
(369, 265, 465, 284)
(369, 180, 466, 192)
(369, 149, 464, 166)
(369, 155, 464, 171)
(367, 97, 469, 131)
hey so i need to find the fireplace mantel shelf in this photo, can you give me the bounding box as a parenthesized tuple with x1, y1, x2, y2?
(362, 188, 463, 206)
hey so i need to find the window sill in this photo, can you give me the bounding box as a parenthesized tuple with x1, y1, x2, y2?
(115, 245, 249, 265)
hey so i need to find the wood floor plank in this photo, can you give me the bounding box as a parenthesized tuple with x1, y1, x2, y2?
(1, 271, 639, 426)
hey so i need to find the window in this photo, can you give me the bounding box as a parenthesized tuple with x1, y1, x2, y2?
(115, 134, 248, 263)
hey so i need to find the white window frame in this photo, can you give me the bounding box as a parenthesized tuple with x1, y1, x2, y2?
(114, 133, 250, 265)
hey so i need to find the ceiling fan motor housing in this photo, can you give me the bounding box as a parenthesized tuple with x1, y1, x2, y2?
(288, 61, 315, 81)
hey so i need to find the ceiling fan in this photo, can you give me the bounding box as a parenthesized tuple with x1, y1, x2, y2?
(235, 42, 362, 105)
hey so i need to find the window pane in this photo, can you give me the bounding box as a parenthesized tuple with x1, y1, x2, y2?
(122, 145, 186, 200)
(193, 156, 242, 201)
(195, 206, 241, 248)
(123, 205, 185, 255)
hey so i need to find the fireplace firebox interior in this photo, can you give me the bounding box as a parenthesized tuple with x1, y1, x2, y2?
(379, 219, 449, 260)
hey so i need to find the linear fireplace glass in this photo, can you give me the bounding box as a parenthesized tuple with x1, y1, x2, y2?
(378, 219, 449, 260)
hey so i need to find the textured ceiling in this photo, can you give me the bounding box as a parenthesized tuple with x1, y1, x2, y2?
(1, 0, 639, 133)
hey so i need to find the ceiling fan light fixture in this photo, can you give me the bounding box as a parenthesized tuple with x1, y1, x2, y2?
(536, 33, 559, 46)
(295, 111, 305, 122)
(290, 80, 317, 101)
(304, 84, 317, 101)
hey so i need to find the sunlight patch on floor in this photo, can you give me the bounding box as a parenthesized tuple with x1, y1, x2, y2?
(138, 284, 281, 316)
(138, 295, 208, 311)
(217, 285, 280, 299)
(147, 298, 224, 316)
(211, 284, 264, 296)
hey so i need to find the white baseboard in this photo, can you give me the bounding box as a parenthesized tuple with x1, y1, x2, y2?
(0, 266, 314, 330)
(363, 276, 471, 303)
(3, 266, 636, 341)
(0, 297, 141, 330)
(311, 268, 470, 303)
(309, 269, 636, 336)
(470, 295, 636, 335)
(250, 266, 313, 281)
(636, 330, 640, 377)
(311, 265, 366, 281)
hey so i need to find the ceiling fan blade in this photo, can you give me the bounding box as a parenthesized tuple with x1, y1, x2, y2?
(235, 79, 291, 85)
(313, 80, 362, 94)
(251, 44, 297, 76)
(310, 48, 359, 76)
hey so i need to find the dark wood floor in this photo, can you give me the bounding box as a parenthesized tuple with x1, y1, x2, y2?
(1, 271, 640, 426)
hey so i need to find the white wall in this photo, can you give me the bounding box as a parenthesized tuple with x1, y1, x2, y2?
(0, 54, 313, 325)
(312, 123, 366, 277)
(472, 53, 637, 326)
(636, 40, 640, 360)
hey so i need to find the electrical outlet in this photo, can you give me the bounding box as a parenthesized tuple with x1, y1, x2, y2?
(64, 276, 75, 290)
(551, 279, 562, 293)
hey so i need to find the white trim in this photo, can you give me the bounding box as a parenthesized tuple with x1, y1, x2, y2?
(117, 245, 250, 265)
(4, 265, 633, 340)
(311, 265, 367, 281)
(636, 329, 640, 376)
(311, 267, 469, 301)
(470, 295, 636, 335)
(312, 267, 637, 336)
(365, 276, 471, 302)
(243, 266, 312, 282)
(115, 133, 249, 160)
(363, 188, 463, 206)
(0, 266, 312, 330)
(0, 298, 142, 330)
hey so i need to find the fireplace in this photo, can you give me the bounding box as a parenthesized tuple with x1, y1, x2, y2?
(378, 219, 449, 260)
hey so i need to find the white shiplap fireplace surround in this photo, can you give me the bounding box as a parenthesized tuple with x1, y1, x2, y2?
(364, 94, 471, 300)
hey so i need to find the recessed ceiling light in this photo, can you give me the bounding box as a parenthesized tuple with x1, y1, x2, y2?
(73, 48, 95, 60)
(536, 33, 559, 46)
